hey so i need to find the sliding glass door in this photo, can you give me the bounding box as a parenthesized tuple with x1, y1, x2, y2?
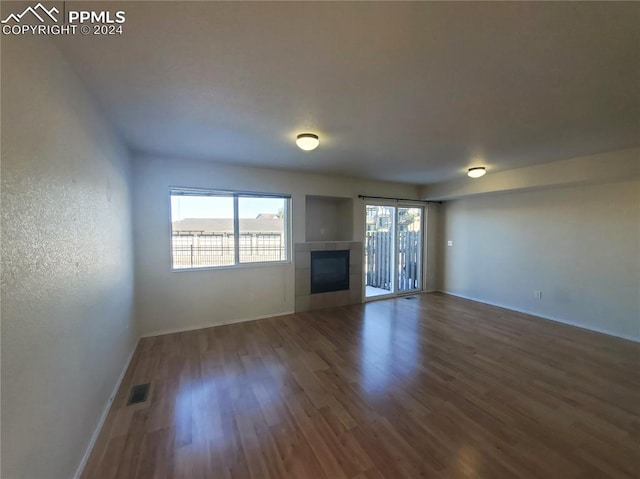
(364, 204, 423, 299)
(365, 205, 396, 298)
(396, 207, 423, 293)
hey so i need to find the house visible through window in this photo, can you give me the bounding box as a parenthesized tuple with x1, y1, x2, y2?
(170, 188, 290, 270)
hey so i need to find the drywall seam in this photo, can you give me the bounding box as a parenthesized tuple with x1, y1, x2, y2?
(421, 147, 640, 201)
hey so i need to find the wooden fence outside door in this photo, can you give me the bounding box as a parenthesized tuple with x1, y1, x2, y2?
(365, 231, 420, 291)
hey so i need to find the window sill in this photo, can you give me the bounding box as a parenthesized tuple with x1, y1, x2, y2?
(171, 260, 291, 273)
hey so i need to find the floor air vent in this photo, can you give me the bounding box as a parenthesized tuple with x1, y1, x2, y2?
(404, 296, 416, 300)
(127, 383, 150, 406)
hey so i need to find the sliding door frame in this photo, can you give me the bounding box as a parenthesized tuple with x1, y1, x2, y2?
(363, 201, 425, 302)
(395, 203, 425, 295)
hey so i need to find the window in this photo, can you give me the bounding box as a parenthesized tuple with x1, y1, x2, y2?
(170, 188, 290, 270)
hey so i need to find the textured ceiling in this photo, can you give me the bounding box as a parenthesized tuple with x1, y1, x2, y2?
(53, 1, 640, 184)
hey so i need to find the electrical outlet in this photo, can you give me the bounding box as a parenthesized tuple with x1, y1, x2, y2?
(534, 290, 542, 300)
(447, 240, 453, 246)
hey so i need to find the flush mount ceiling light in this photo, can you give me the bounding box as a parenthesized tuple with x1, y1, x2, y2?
(296, 133, 319, 151)
(468, 167, 486, 178)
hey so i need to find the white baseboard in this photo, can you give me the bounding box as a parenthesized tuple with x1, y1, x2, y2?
(140, 310, 295, 338)
(438, 290, 639, 343)
(73, 340, 138, 479)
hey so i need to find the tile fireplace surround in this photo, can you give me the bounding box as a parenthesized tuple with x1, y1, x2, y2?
(294, 241, 363, 312)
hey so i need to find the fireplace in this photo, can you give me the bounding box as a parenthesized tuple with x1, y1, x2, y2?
(310, 250, 350, 294)
(295, 242, 362, 311)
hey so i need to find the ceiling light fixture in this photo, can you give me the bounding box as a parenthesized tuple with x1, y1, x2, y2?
(296, 133, 319, 151)
(468, 167, 486, 178)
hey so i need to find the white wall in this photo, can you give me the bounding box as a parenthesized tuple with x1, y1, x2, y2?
(438, 180, 640, 341)
(133, 155, 422, 336)
(1, 36, 137, 478)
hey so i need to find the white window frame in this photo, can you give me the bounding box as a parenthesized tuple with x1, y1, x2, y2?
(169, 187, 291, 271)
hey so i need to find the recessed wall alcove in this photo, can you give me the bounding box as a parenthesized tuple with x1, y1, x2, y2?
(305, 195, 354, 242)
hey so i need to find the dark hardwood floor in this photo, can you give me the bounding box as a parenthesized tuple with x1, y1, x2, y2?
(82, 293, 640, 479)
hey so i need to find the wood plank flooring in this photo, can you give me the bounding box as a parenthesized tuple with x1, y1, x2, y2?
(82, 293, 640, 479)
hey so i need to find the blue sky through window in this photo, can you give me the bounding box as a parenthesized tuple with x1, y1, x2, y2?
(171, 195, 284, 221)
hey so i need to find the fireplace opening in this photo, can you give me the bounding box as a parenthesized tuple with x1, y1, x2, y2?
(311, 250, 350, 294)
